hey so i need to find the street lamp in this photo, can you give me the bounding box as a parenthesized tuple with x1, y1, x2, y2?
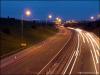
(90, 16, 94, 20)
(25, 10, 31, 16)
(55, 17, 62, 26)
(48, 14, 52, 19)
(46, 14, 52, 25)
(21, 9, 31, 47)
(58, 18, 62, 22)
(56, 17, 59, 20)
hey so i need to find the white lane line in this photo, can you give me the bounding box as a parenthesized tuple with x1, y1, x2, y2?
(90, 49, 98, 74)
(69, 34, 80, 75)
(38, 32, 72, 75)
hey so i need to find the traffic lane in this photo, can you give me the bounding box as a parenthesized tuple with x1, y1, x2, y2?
(38, 30, 78, 74)
(0, 29, 72, 75)
(68, 31, 99, 75)
(50, 31, 77, 74)
(65, 28, 100, 75)
(63, 33, 80, 75)
(61, 35, 78, 75)
(0, 28, 69, 68)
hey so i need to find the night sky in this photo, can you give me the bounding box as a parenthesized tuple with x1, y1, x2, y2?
(1, 1, 99, 21)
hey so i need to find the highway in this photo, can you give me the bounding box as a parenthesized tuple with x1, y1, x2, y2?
(0, 27, 100, 75)
(38, 27, 100, 75)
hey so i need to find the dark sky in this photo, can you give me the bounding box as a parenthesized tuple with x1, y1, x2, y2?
(1, 1, 100, 21)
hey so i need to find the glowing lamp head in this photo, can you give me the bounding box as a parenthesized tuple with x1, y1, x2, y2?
(48, 15, 52, 19)
(56, 17, 59, 20)
(58, 18, 61, 22)
(90, 16, 94, 20)
(25, 10, 31, 16)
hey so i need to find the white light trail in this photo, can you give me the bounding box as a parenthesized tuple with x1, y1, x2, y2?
(87, 33, 99, 49)
(62, 51, 76, 75)
(75, 28, 82, 32)
(74, 28, 85, 43)
(69, 52, 78, 75)
(79, 32, 85, 43)
(96, 50, 100, 56)
(69, 34, 80, 75)
(83, 33, 90, 43)
(90, 50, 98, 74)
(86, 33, 99, 64)
(38, 33, 72, 75)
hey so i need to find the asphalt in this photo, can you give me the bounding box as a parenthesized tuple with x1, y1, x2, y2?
(0, 27, 100, 75)
(0, 27, 71, 75)
(38, 27, 100, 75)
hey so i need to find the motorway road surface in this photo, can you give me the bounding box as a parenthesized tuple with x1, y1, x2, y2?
(0, 27, 100, 75)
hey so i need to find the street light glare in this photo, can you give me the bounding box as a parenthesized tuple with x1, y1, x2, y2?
(48, 15, 52, 19)
(56, 17, 59, 20)
(90, 16, 94, 20)
(25, 10, 31, 16)
(58, 18, 61, 22)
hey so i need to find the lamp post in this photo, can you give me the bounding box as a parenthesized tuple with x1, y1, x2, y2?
(46, 14, 52, 25)
(21, 9, 31, 47)
(55, 17, 62, 25)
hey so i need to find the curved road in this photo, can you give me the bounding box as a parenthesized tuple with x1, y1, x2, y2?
(38, 27, 100, 75)
(0, 27, 100, 75)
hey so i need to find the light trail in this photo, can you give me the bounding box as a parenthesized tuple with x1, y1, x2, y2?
(69, 34, 80, 75)
(62, 51, 76, 75)
(74, 28, 85, 43)
(84, 32, 99, 57)
(86, 33, 99, 64)
(87, 33, 99, 50)
(96, 50, 100, 56)
(69, 51, 78, 75)
(38, 33, 72, 75)
(79, 32, 85, 43)
(62, 34, 80, 75)
(90, 49, 98, 74)
(83, 33, 90, 43)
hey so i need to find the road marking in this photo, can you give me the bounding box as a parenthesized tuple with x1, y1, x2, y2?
(38, 32, 72, 75)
